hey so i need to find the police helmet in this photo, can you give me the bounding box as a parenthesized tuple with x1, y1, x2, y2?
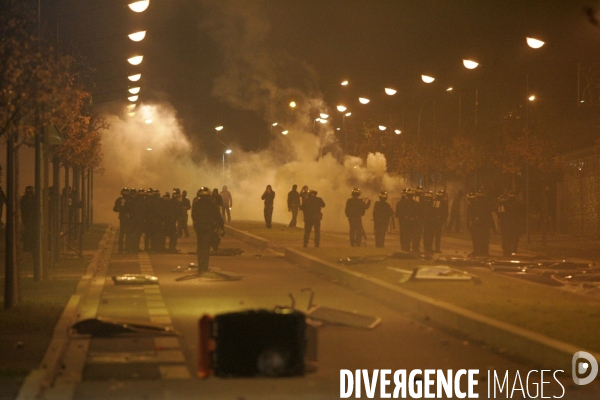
(152, 189, 160, 196)
(436, 190, 445, 199)
(424, 191, 434, 199)
(507, 191, 516, 198)
(405, 188, 415, 197)
(476, 189, 485, 197)
(415, 185, 424, 194)
(378, 191, 388, 200)
(197, 187, 211, 197)
(138, 188, 145, 194)
(351, 188, 361, 197)
(25, 186, 34, 195)
(121, 187, 129, 196)
(467, 192, 476, 200)
(498, 195, 507, 202)
(309, 189, 317, 196)
(173, 188, 181, 195)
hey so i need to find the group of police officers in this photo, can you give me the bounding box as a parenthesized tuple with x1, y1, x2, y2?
(342, 186, 525, 256)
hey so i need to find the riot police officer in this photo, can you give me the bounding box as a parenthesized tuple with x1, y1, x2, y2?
(433, 190, 449, 253)
(421, 191, 436, 253)
(113, 188, 131, 253)
(373, 191, 393, 248)
(303, 190, 325, 247)
(395, 189, 409, 251)
(192, 187, 224, 272)
(470, 189, 493, 256)
(345, 188, 371, 247)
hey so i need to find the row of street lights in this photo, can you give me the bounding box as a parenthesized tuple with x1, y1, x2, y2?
(125, 1, 150, 116)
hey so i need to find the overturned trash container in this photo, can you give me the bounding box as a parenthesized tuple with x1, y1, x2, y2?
(198, 309, 315, 378)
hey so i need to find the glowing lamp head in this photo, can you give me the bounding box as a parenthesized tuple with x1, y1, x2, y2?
(395, 129, 402, 134)
(289, 101, 297, 108)
(341, 80, 349, 86)
(378, 125, 387, 131)
(127, 55, 143, 65)
(320, 113, 329, 119)
(145, 119, 152, 124)
(528, 95, 535, 101)
(526, 37, 545, 49)
(281, 130, 289, 135)
(128, 95, 139, 102)
(128, 0, 149, 12)
(337, 105, 347, 112)
(345, 112, 351, 117)
(318, 119, 327, 124)
(446, 87, 453, 91)
(272, 122, 278, 126)
(215, 126, 223, 131)
(128, 74, 141, 82)
(385, 88, 397, 95)
(359, 97, 370, 104)
(463, 59, 479, 69)
(225, 149, 232, 154)
(421, 75, 435, 83)
(128, 87, 140, 94)
(128, 31, 146, 42)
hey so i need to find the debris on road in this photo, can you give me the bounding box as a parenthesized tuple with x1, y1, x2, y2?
(71, 318, 178, 337)
(111, 274, 158, 285)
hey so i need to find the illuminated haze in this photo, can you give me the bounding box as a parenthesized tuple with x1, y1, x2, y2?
(95, 1, 405, 231)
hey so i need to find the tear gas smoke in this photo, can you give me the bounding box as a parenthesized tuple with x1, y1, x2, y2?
(95, 1, 409, 232)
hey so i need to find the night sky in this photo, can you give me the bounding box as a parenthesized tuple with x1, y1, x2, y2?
(43, 0, 600, 160)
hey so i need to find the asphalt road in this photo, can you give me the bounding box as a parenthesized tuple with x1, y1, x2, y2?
(46, 230, 600, 400)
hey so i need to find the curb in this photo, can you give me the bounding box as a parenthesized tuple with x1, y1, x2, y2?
(224, 225, 271, 248)
(284, 247, 599, 372)
(16, 225, 114, 400)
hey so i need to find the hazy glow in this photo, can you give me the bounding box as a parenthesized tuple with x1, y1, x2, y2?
(336, 105, 347, 112)
(128, 0, 149, 12)
(281, 130, 289, 135)
(421, 75, 435, 83)
(320, 113, 329, 119)
(529, 95, 535, 101)
(446, 87, 453, 91)
(128, 95, 139, 102)
(463, 59, 479, 69)
(128, 112, 136, 117)
(215, 126, 224, 131)
(526, 37, 545, 49)
(379, 125, 386, 131)
(128, 31, 147, 42)
(395, 129, 401, 134)
(359, 97, 370, 104)
(225, 149, 232, 154)
(385, 88, 397, 95)
(341, 80, 349, 86)
(289, 101, 297, 108)
(128, 87, 141, 94)
(128, 74, 141, 82)
(126, 104, 136, 110)
(127, 56, 144, 65)
(146, 147, 152, 151)
(145, 119, 152, 124)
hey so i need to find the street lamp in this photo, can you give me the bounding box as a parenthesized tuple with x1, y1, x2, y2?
(223, 149, 232, 185)
(128, 95, 139, 102)
(128, 74, 141, 82)
(128, 31, 146, 42)
(385, 88, 397, 96)
(462, 59, 479, 69)
(359, 97, 370, 104)
(128, 87, 140, 94)
(421, 75, 435, 83)
(128, 0, 150, 12)
(336, 105, 347, 112)
(378, 125, 386, 131)
(289, 101, 297, 108)
(281, 130, 289, 135)
(320, 113, 329, 119)
(127, 55, 143, 65)
(341, 80, 349, 86)
(215, 126, 224, 131)
(526, 37, 545, 49)
(395, 129, 401, 134)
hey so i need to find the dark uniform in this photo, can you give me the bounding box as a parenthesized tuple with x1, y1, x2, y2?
(127, 190, 145, 252)
(220, 186, 232, 224)
(345, 188, 371, 247)
(211, 189, 224, 251)
(469, 190, 493, 256)
(192, 187, 224, 272)
(178, 190, 191, 238)
(400, 189, 421, 252)
(395, 190, 409, 251)
(166, 190, 182, 252)
(447, 190, 464, 233)
(432, 190, 449, 253)
(113, 188, 131, 253)
(261, 185, 275, 228)
(373, 192, 393, 248)
(303, 190, 325, 247)
(20, 186, 36, 252)
(421, 192, 436, 253)
(287, 184, 300, 228)
(497, 192, 524, 255)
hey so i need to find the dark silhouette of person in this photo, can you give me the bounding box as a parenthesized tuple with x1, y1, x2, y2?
(303, 190, 325, 247)
(261, 185, 275, 228)
(192, 187, 224, 272)
(287, 184, 300, 227)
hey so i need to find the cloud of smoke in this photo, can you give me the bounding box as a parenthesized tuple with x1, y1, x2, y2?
(94, 1, 407, 233)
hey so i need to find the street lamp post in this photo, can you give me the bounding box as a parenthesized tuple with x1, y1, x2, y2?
(223, 149, 232, 185)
